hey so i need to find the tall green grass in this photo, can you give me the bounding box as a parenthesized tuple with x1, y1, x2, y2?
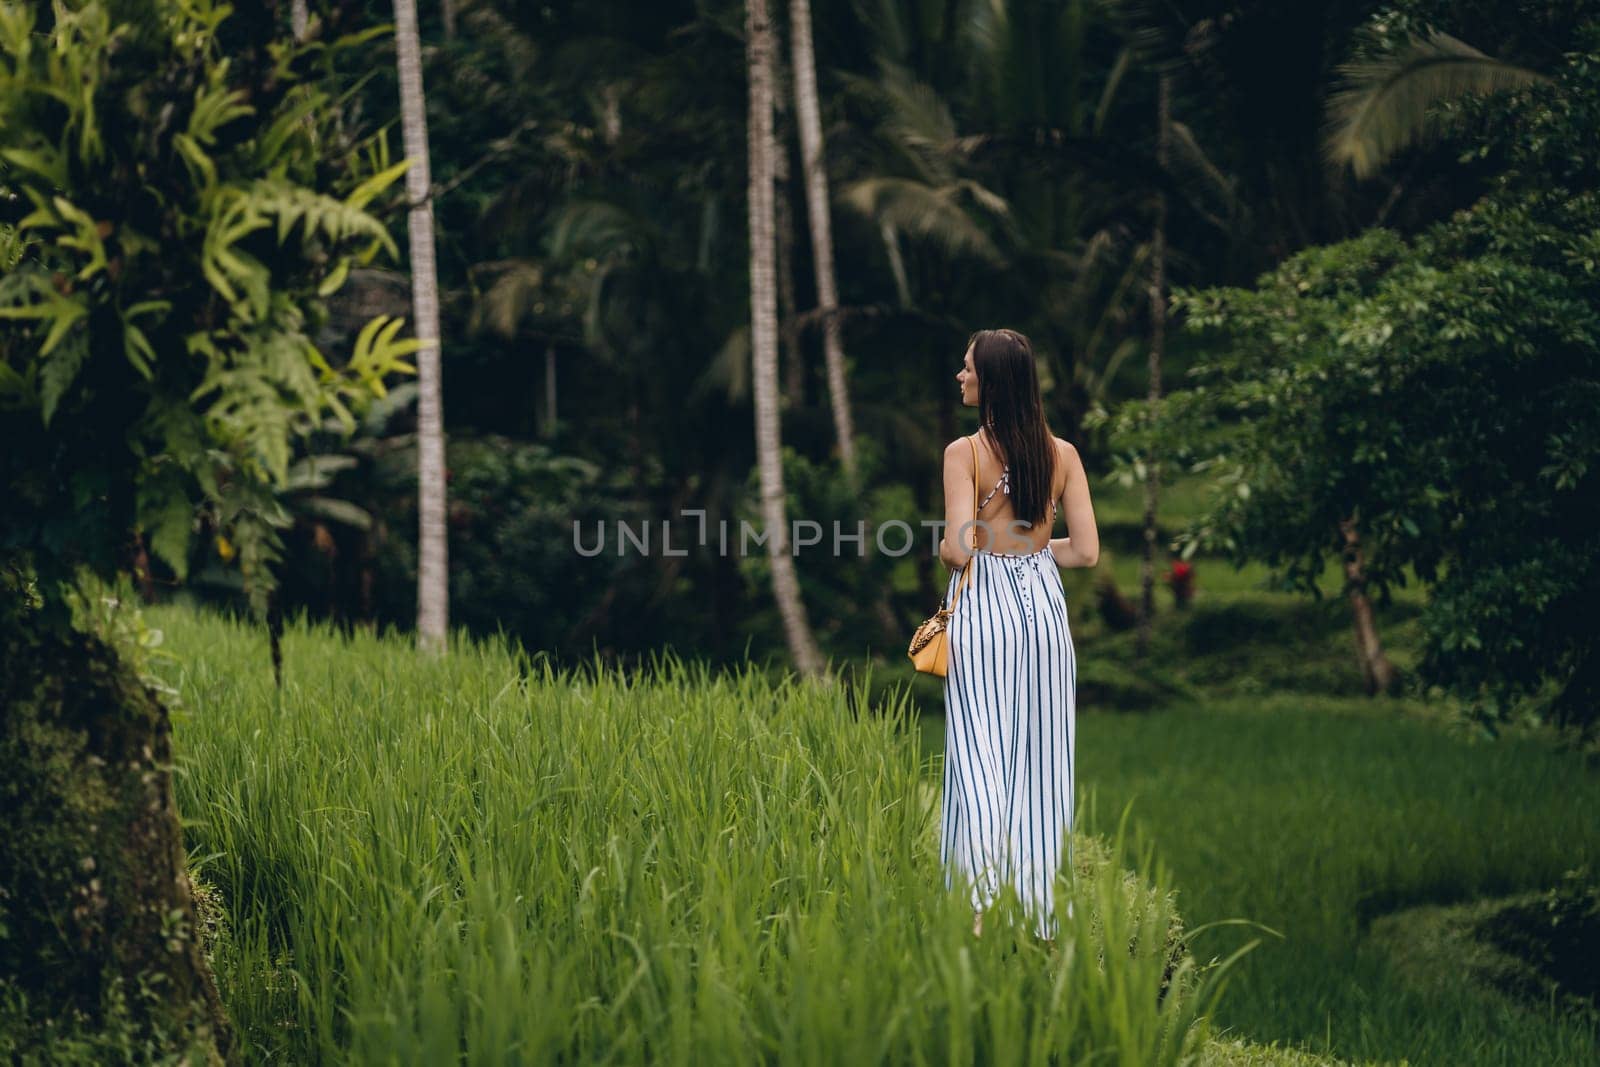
(1033, 696, 1598, 1065)
(157, 608, 1233, 1064)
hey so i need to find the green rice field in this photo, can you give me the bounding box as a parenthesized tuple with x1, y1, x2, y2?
(156, 608, 1235, 1065)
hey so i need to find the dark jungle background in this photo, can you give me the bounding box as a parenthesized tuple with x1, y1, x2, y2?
(3, 1, 1597, 1063)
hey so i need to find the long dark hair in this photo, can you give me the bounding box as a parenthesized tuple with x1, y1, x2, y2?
(971, 328, 1055, 526)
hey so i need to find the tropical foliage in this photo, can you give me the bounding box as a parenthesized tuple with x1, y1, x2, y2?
(5, 0, 1600, 1062)
(0, 0, 417, 621)
(1110, 7, 1600, 729)
(0, 4, 416, 1053)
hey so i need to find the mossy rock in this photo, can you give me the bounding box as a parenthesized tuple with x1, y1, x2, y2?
(0, 623, 233, 1063)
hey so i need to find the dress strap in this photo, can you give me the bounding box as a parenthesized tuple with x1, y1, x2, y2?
(973, 431, 1054, 517)
(976, 469, 1008, 512)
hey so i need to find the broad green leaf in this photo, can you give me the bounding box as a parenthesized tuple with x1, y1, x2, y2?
(329, 23, 394, 53)
(318, 256, 351, 297)
(0, 146, 66, 186)
(39, 295, 89, 356)
(298, 494, 373, 531)
(345, 158, 411, 212)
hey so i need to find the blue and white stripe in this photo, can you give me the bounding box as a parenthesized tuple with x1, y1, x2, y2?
(939, 544, 1077, 940)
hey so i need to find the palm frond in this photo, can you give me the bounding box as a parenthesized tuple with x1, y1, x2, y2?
(837, 176, 1008, 266)
(1093, 47, 1133, 138)
(835, 61, 962, 187)
(874, 59, 960, 161)
(848, 0, 910, 68)
(1167, 119, 1239, 230)
(547, 199, 656, 263)
(473, 261, 547, 340)
(1094, 0, 1196, 74)
(1324, 31, 1548, 179)
(688, 324, 750, 406)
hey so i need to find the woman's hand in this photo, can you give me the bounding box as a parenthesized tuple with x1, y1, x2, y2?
(938, 534, 970, 572)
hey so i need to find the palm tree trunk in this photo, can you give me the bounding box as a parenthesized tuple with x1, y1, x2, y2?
(748, 0, 825, 679)
(1137, 73, 1170, 658)
(394, 0, 449, 654)
(291, 0, 308, 40)
(789, 0, 858, 486)
(774, 132, 804, 410)
(1339, 516, 1398, 695)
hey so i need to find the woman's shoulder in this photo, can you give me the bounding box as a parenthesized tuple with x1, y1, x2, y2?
(1051, 436, 1086, 480)
(942, 435, 979, 479)
(943, 433, 978, 458)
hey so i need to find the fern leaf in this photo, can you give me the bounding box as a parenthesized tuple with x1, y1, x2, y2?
(40, 326, 89, 426)
(139, 488, 195, 581)
(254, 86, 324, 170)
(188, 81, 254, 146)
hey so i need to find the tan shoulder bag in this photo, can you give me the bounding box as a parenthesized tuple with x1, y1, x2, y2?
(908, 435, 979, 676)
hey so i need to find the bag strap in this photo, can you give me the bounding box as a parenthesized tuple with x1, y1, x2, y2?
(946, 435, 980, 609)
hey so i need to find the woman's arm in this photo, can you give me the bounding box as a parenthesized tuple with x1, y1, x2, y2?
(937, 438, 977, 571)
(1048, 441, 1099, 568)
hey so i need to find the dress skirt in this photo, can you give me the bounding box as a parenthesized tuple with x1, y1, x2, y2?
(939, 545, 1077, 940)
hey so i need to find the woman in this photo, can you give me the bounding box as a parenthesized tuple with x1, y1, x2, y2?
(937, 328, 1100, 942)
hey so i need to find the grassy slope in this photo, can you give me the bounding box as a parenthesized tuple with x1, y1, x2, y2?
(1076, 700, 1599, 1064)
(142, 472, 1595, 1064)
(156, 607, 1242, 1065)
(915, 474, 1600, 1065)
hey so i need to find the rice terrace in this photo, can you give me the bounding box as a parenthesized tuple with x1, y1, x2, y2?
(2, 1, 1597, 1065)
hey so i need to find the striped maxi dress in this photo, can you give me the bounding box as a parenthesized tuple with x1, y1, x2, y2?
(939, 543, 1077, 940)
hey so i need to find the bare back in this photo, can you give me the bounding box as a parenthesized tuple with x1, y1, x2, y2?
(969, 427, 1066, 554)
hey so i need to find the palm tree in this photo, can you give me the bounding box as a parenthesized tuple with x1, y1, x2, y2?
(789, 0, 859, 486)
(835, 0, 1211, 422)
(393, 0, 450, 653)
(1324, 30, 1548, 180)
(748, 0, 826, 678)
